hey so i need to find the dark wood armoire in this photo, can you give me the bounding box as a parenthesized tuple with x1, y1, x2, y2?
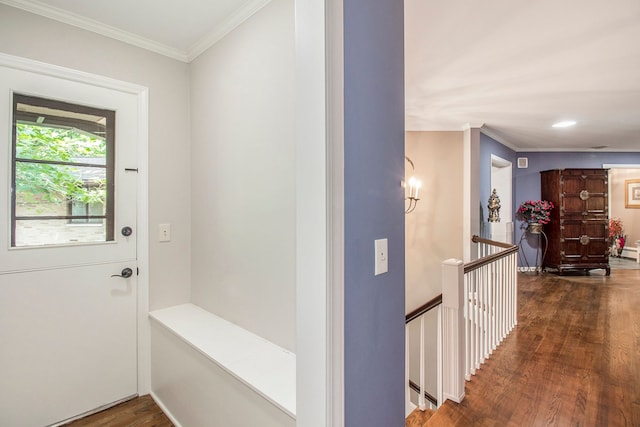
(540, 169, 610, 275)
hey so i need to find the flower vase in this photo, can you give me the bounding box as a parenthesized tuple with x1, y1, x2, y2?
(527, 222, 543, 234)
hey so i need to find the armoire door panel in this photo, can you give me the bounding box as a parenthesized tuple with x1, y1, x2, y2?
(562, 196, 584, 215)
(584, 221, 608, 238)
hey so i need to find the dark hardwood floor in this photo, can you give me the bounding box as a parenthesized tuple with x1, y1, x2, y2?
(426, 269, 640, 426)
(64, 268, 640, 427)
(63, 395, 172, 427)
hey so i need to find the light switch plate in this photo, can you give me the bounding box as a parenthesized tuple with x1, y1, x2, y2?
(159, 223, 171, 242)
(375, 238, 388, 275)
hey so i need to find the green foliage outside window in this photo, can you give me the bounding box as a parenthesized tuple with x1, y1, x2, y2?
(15, 123, 107, 206)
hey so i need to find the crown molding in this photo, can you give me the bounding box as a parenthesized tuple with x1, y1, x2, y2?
(478, 127, 520, 151)
(1, 0, 189, 61)
(461, 122, 484, 131)
(187, 0, 271, 62)
(1, 0, 273, 63)
(518, 147, 640, 153)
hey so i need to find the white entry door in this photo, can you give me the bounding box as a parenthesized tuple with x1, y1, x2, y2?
(0, 64, 140, 426)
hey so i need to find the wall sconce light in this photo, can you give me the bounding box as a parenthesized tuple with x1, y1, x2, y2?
(405, 156, 422, 214)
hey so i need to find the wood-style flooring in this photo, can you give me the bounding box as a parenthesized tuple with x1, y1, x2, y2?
(63, 395, 172, 427)
(425, 269, 640, 426)
(65, 269, 640, 427)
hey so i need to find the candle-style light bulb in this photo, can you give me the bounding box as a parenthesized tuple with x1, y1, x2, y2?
(408, 177, 417, 199)
(414, 179, 422, 199)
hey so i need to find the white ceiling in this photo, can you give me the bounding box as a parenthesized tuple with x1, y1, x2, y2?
(406, 0, 640, 151)
(3, 0, 639, 152)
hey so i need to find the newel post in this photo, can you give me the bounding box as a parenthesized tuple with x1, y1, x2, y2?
(441, 258, 465, 403)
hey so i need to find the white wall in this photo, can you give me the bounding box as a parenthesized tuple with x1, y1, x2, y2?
(405, 131, 464, 313)
(610, 168, 640, 248)
(189, 0, 296, 352)
(0, 5, 191, 310)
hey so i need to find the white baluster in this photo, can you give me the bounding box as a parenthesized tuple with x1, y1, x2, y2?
(513, 255, 518, 326)
(464, 274, 470, 380)
(481, 265, 487, 364)
(472, 270, 476, 372)
(489, 262, 495, 353)
(437, 305, 443, 407)
(405, 325, 410, 414)
(499, 257, 505, 341)
(419, 315, 426, 411)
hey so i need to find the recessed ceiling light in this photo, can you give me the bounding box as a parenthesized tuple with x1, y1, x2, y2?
(552, 120, 577, 128)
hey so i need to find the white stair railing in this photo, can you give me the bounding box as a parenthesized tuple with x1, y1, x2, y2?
(405, 295, 442, 416)
(440, 235, 519, 404)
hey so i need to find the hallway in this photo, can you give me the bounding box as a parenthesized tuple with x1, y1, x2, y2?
(67, 270, 640, 427)
(426, 269, 640, 426)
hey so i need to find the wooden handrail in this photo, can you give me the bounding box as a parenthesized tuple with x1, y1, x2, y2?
(405, 294, 443, 324)
(471, 234, 513, 249)
(464, 235, 518, 274)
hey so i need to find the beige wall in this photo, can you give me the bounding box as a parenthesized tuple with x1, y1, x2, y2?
(405, 131, 464, 313)
(0, 5, 192, 309)
(189, 0, 296, 351)
(610, 168, 640, 247)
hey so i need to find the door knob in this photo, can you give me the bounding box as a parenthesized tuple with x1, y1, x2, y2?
(111, 268, 133, 278)
(121, 226, 133, 236)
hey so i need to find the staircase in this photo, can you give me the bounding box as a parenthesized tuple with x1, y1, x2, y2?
(405, 236, 519, 424)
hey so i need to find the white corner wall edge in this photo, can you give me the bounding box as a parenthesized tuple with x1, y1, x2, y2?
(186, 0, 272, 62)
(149, 303, 296, 419)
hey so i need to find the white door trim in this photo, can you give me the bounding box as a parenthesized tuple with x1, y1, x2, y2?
(0, 52, 151, 394)
(294, 0, 344, 424)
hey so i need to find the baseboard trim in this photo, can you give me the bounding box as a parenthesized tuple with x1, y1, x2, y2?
(49, 394, 138, 427)
(619, 246, 638, 260)
(149, 392, 183, 427)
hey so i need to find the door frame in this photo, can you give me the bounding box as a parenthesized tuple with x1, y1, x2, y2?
(0, 52, 151, 394)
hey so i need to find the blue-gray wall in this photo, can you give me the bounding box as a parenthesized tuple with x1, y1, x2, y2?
(479, 133, 517, 235)
(344, 0, 405, 424)
(515, 152, 640, 266)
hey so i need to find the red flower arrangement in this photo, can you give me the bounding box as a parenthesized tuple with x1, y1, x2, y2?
(609, 218, 626, 256)
(609, 218, 624, 238)
(516, 200, 554, 224)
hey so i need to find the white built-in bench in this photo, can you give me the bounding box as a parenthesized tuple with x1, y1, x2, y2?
(149, 303, 295, 427)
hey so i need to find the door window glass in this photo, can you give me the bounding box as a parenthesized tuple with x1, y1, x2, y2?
(11, 94, 115, 247)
